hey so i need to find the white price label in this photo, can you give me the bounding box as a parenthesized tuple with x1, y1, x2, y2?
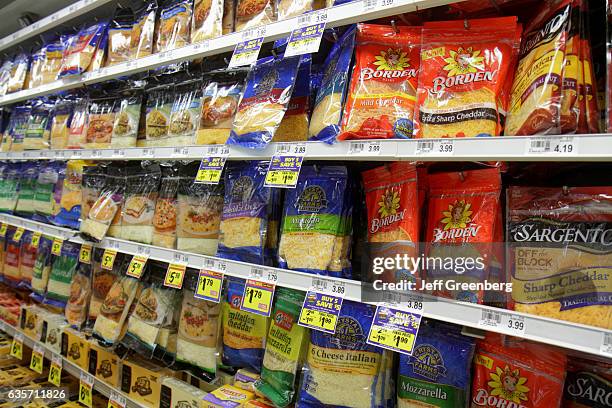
(91, 150, 102, 158)
(172, 147, 189, 157)
(415, 139, 454, 155)
(310, 278, 346, 298)
(297, 10, 327, 27)
(173, 252, 189, 265)
(142, 148, 154, 157)
(601, 333, 612, 357)
(157, 50, 175, 60)
(276, 143, 307, 156)
(348, 141, 381, 155)
(527, 136, 577, 155)
(207, 145, 230, 156)
(51, 353, 62, 366)
(363, 0, 394, 10)
(136, 245, 151, 256)
(241, 26, 266, 40)
(112, 149, 125, 158)
(478, 310, 526, 336)
(80, 371, 94, 386)
(203, 258, 227, 273)
(109, 391, 127, 408)
(193, 40, 210, 51)
(250, 267, 278, 284)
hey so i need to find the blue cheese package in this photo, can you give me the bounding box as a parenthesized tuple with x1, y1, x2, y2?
(278, 165, 348, 277)
(228, 54, 300, 149)
(308, 26, 356, 143)
(3, 104, 31, 151)
(59, 21, 109, 77)
(217, 161, 271, 264)
(30, 235, 53, 303)
(397, 321, 475, 408)
(297, 300, 385, 407)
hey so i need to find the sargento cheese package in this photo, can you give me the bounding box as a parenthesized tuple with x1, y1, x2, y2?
(120, 163, 161, 244)
(339, 24, 421, 141)
(297, 301, 385, 408)
(397, 321, 475, 408)
(425, 168, 502, 303)
(507, 186, 612, 329)
(362, 162, 419, 284)
(217, 161, 272, 265)
(278, 165, 349, 277)
(308, 26, 356, 143)
(580, 5, 600, 134)
(563, 357, 612, 407)
(222, 277, 269, 373)
(415, 17, 521, 138)
(505, 0, 571, 135)
(559, 1, 582, 133)
(472, 335, 566, 408)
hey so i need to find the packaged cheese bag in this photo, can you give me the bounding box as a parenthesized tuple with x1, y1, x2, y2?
(155, 0, 193, 53)
(563, 357, 612, 407)
(274, 55, 311, 142)
(65, 262, 92, 329)
(107, 6, 134, 67)
(505, 1, 571, 135)
(507, 186, 612, 329)
(4, 104, 32, 152)
(24, 98, 53, 150)
(3, 228, 22, 287)
(191, 0, 223, 43)
(59, 22, 109, 77)
(120, 163, 161, 244)
(30, 235, 53, 302)
(88, 249, 119, 326)
(54, 160, 86, 230)
(19, 230, 37, 290)
(415, 17, 520, 138)
(339, 24, 421, 141)
(234, 0, 274, 31)
(559, 1, 582, 133)
(44, 241, 80, 309)
(131, 1, 156, 59)
(152, 163, 180, 249)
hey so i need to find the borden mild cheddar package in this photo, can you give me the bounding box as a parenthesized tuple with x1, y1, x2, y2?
(415, 17, 520, 138)
(505, 0, 572, 135)
(507, 186, 612, 329)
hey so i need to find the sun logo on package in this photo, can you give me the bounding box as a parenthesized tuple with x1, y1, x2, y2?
(409, 344, 447, 381)
(332, 316, 363, 349)
(488, 366, 529, 404)
(378, 190, 400, 217)
(443, 47, 484, 77)
(231, 176, 254, 202)
(374, 48, 410, 71)
(255, 70, 279, 96)
(441, 200, 472, 230)
(296, 186, 328, 212)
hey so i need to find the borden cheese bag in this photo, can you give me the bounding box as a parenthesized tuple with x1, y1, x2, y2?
(507, 186, 612, 329)
(505, 0, 571, 135)
(338, 24, 420, 140)
(425, 168, 501, 303)
(559, 1, 582, 133)
(415, 17, 520, 138)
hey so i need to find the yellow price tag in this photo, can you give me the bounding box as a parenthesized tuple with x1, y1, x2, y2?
(79, 372, 94, 408)
(240, 280, 274, 317)
(79, 244, 92, 264)
(12, 227, 24, 242)
(298, 308, 338, 332)
(195, 157, 226, 184)
(0, 223, 7, 237)
(48, 362, 62, 386)
(101, 249, 117, 270)
(265, 169, 300, 187)
(31, 232, 41, 248)
(195, 271, 223, 302)
(126, 255, 148, 279)
(51, 238, 63, 256)
(10, 335, 23, 360)
(29, 347, 44, 374)
(367, 325, 416, 354)
(164, 263, 186, 289)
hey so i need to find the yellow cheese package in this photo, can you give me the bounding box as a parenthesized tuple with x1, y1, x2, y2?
(161, 376, 209, 408)
(49, 93, 78, 150)
(234, 0, 274, 31)
(7, 53, 29, 94)
(59, 22, 109, 77)
(88, 340, 120, 387)
(54, 160, 86, 229)
(131, 1, 157, 59)
(155, 0, 193, 53)
(203, 385, 255, 408)
(107, 6, 134, 67)
(61, 327, 91, 370)
(191, 0, 224, 43)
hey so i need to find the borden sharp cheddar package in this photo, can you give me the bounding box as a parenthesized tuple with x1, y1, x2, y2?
(339, 24, 420, 140)
(415, 17, 520, 138)
(505, 0, 571, 135)
(507, 186, 612, 329)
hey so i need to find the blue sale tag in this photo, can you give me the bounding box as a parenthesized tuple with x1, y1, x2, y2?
(366, 305, 422, 355)
(229, 37, 264, 68)
(298, 291, 343, 334)
(285, 23, 326, 57)
(264, 155, 304, 188)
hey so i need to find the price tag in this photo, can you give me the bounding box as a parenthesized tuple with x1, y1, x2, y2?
(126, 255, 148, 279)
(51, 238, 63, 256)
(79, 244, 92, 264)
(30, 343, 44, 373)
(298, 291, 343, 333)
(164, 263, 187, 289)
(112, 149, 125, 158)
(142, 148, 154, 158)
(101, 249, 117, 270)
(478, 310, 526, 336)
(284, 22, 326, 57)
(48, 354, 62, 386)
(195, 270, 224, 303)
(108, 391, 127, 408)
(264, 144, 307, 189)
(348, 141, 381, 155)
(172, 146, 189, 157)
(601, 333, 612, 357)
(0, 223, 6, 237)
(10, 333, 23, 359)
(527, 136, 577, 155)
(228, 37, 264, 68)
(12, 227, 24, 243)
(366, 305, 422, 355)
(415, 139, 454, 155)
(79, 372, 94, 408)
(363, 0, 394, 10)
(241, 280, 275, 317)
(310, 277, 346, 297)
(30, 232, 41, 248)
(195, 156, 228, 184)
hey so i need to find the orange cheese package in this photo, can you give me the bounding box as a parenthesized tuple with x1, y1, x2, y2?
(339, 24, 420, 141)
(362, 162, 419, 284)
(415, 17, 520, 138)
(506, 0, 571, 135)
(425, 168, 501, 303)
(560, 1, 582, 133)
(472, 335, 566, 408)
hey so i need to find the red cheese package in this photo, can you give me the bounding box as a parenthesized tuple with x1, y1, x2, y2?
(424, 167, 501, 303)
(563, 357, 612, 407)
(472, 335, 566, 408)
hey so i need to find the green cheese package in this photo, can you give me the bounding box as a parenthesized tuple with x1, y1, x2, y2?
(30, 235, 53, 302)
(15, 161, 41, 217)
(43, 241, 80, 309)
(256, 287, 307, 407)
(0, 162, 21, 213)
(32, 161, 65, 223)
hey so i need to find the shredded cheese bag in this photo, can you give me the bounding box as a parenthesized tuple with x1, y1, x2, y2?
(415, 17, 520, 138)
(274, 55, 311, 142)
(505, 1, 571, 135)
(191, 0, 223, 43)
(560, 1, 582, 133)
(425, 168, 501, 303)
(59, 22, 109, 77)
(155, 0, 192, 53)
(507, 186, 612, 329)
(339, 24, 420, 141)
(362, 162, 419, 284)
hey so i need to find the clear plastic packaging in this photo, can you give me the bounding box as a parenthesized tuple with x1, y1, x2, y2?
(131, 1, 157, 58)
(234, 0, 275, 31)
(120, 163, 161, 244)
(107, 6, 134, 66)
(152, 162, 180, 249)
(111, 82, 144, 148)
(155, 0, 193, 53)
(191, 0, 223, 43)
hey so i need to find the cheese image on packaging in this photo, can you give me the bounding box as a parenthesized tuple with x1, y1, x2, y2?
(61, 328, 90, 370)
(88, 340, 120, 387)
(203, 385, 254, 408)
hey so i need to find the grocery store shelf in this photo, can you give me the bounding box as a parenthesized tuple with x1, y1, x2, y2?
(0, 0, 115, 52)
(0, 322, 146, 408)
(0, 134, 611, 161)
(0, 0, 459, 106)
(1, 213, 610, 359)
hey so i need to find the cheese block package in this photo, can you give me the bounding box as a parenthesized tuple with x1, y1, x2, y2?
(49, 93, 77, 150)
(563, 357, 612, 407)
(425, 168, 501, 303)
(559, 1, 582, 133)
(15, 162, 40, 216)
(0, 162, 20, 213)
(203, 384, 255, 408)
(44, 241, 80, 309)
(507, 186, 612, 329)
(339, 24, 421, 141)
(415, 17, 520, 138)
(505, 1, 571, 135)
(217, 161, 272, 264)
